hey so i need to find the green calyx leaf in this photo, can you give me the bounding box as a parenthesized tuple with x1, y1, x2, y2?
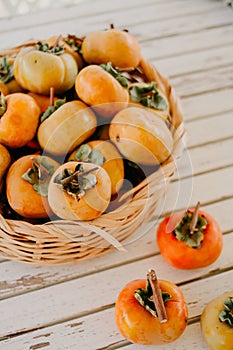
(0, 93, 6, 117)
(134, 280, 172, 318)
(72, 144, 105, 166)
(54, 163, 97, 200)
(100, 62, 129, 88)
(0, 56, 14, 84)
(129, 82, 168, 111)
(35, 41, 64, 55)
(22, 156, 57, 196)
(41, 98, 66, 122)
(219, 297, 233, 327)
(173, 211, 208, 248)
(65, 34, 83, 54)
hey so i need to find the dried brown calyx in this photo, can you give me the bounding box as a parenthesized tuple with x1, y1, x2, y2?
(22, 156, 57, 196)
(173, 202, 208, 248)
(54, 163, 98, 201)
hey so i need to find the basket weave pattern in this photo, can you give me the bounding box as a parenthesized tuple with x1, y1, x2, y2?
(0, 55, 185, 264)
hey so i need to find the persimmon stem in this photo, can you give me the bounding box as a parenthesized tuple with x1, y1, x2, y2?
(60, 166, 99, 186)
(189, 201, 200, 234)
(31, 157, 50, 177)
(49, 87, 54, 106)
(147, 269, 168, 323)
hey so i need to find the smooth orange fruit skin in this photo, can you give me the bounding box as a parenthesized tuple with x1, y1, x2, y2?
(75, 65, 129, 118)
(115, 279, 188, 345)
(82, 29, 141, 69)
(109, 106, 173, 165)
(48, 161, 111, 221)
(0, 93, 40, 148)
(6, 155, 59, 219)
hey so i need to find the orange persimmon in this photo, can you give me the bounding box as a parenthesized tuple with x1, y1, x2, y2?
(0, 143, 11, 192)
(48, 161, 111, 221)
(68, 140, 124, 195)
(156, 202, 223, 269)
(6, 154, 59, 218)
(82, 28, 141, 69)
(0, 92, 40, 148)
(115, 269, 188, 345)
(75, 65, 129, 118)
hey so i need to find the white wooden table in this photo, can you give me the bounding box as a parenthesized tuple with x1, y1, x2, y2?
(0, 0, 233, 349)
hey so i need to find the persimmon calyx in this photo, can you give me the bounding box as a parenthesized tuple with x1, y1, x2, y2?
(134, 270, 171, 321)
(219, 297, 233, 327)
(0, 93, 6, 117)
(35, 39, 64, 55)
(64, 34, 84, 54)
(54, 164, 98, 200)
(0, 56, 14, 84)
(40, 97, 66, 122)
(129, 82, 168, 111)
(173, 209, 208, 248)
(100, 62, 129, 88)
(72, 144, 105, 166)
(22, 156, 57, 196)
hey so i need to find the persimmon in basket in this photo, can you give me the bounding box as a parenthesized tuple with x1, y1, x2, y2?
(14, 39, 78, 95)
(82, 26, 141, 69)
(0, 92, 40, 148)
(6, 154, 59, 219)
(68, 140, 124, 196)
(48, 161, 111, 221)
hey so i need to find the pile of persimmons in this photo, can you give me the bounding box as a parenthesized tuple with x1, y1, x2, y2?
(0, 27, 173, 222)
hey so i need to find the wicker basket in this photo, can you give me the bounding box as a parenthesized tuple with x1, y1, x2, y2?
(0, 47, 185, 264)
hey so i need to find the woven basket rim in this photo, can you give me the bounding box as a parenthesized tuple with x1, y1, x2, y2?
(0, 44, 186, 264)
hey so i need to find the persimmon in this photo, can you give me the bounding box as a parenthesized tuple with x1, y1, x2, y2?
(37, 100, 97, 155)
(75, 65, 129, 118)
(48, 161, 111, 221)
(0, 92, 40, 148)
(68, 140, 124, 195)
(115, 269, 188, 345)
(6, 154, 59, 218)
(0, 143, 11, 192)
(156, 202, 223, 269)
(14, 42, 78, 95)
(201, 291, 233, 350)
(82, 27, 141, 69)
(0, 81, 9, 95)
(109, 105, 173, 165)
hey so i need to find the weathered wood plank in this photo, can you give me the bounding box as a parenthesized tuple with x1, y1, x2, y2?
(176, 137, 233, 178)
(0, 3, 231, 50)
(0, 0, 223, 35)
(171, 65, 233, 97)
(162, 166, 233, 216)
(0, 270, 232, 348)
(141, 25, 233, 59)
(153, 44, 233, 78)
(186, 111, 233, 148)
(181, 88, 233, 121)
